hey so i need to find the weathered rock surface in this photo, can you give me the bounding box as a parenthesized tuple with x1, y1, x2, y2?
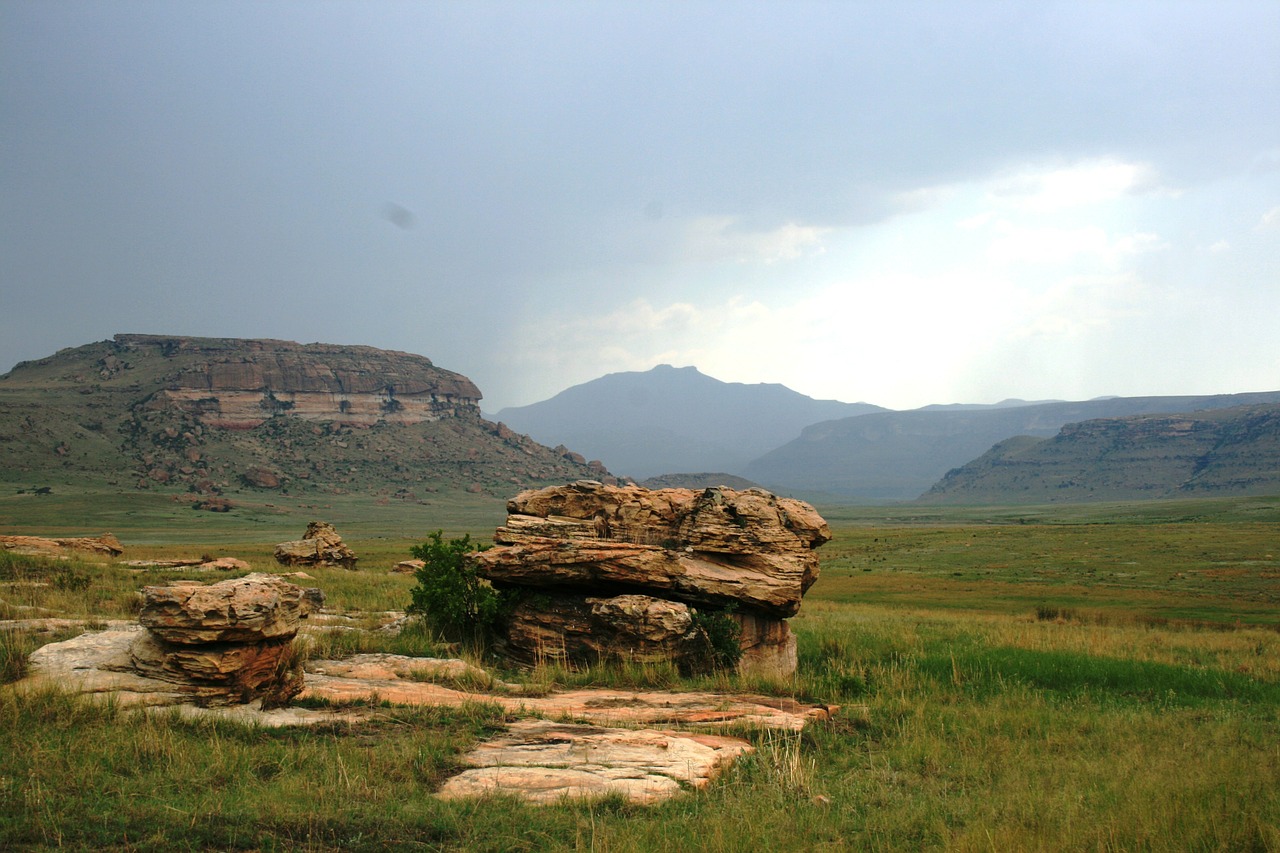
(501, 593, 703, 668)
(301, 654, 835, 730)
(474, 483, 828, 676)
(273, 521, 357, 569)
(127, 572, 319, 706)
(0, 533, 124, 557)
(120, 334, 483, 430)
(436, 720, 754, 805)
(477, 483, 828, 618)
(732, 610, 798, 679)
(139, 572, 318, 644)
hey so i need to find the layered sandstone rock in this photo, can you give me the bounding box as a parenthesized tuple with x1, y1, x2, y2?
(0, 533, 124, 557)
(118, 334, 482, 429)
(274, 522, 357, 569)
(501, 593, 703, 667)
(475, 482, 829, 676)
(436, 720, 754, 805)
(128, 572, 322, 707)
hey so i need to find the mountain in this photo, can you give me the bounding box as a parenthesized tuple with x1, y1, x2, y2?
(919, 404, 1280, 504)
(493, 365, 885, 479)
(0, 334, 605, 501)
(743, 391, 1280, 502)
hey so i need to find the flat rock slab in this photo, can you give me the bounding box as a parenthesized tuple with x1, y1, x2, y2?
(302, 654, 834, 730)
(436, 720, 753, 805)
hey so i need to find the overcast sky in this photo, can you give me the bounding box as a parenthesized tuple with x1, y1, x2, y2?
(3, 1, 1278, 411)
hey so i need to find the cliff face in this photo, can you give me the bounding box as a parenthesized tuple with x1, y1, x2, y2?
(117, 335, 482, 429)
(0, 334, 604, 499)
(920, 404, 1280, 503)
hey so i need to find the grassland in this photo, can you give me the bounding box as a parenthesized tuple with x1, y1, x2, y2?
(1, 495, 1278, 850)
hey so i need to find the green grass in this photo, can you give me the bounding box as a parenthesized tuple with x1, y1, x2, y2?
(1, 496, 1279, 849)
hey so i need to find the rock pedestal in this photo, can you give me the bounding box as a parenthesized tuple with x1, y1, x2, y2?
(476, 482, 829, 677)
(274, 521, 357, 569)
(130, 573, 322, 706)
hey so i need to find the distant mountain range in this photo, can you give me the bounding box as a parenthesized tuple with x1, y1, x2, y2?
(493, 365, 884, 479)
(498, 365, 1280, 503)
(744, 392, 1280, 501)
(8, 338, 1278, 508)
(920, 404, 1280, 503)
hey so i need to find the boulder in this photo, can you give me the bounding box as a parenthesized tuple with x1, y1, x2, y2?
(500, 593, 705, 668)
(130, 633, 303, 706)
(273, 521, 357, 569)
(475, 483, 829, 676)
(138, 572, 319, 644)
(476, 483, 827, 617)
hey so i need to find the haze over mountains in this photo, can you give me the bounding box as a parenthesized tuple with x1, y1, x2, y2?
(496, 365, 1280, 503)
(493, 365, 884, 479)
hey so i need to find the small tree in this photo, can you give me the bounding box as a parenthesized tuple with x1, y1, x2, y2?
(407, 531, 503, 649)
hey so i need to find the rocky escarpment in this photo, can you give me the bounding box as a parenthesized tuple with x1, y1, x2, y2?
(0, 334, 608, 499)
(920, 403, 1280, 503)
(118, 334, 482, 429)
(476, 482, 830, 677)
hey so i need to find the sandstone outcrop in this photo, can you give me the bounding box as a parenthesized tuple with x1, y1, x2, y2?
(118, 334, 483, 429)
(474, 482, 829, 676)
(0, 533, 124, 557)
(20, 573, 323, 708)
(436, 720, 754, 805)
(274, 521, 357, 569)
(129, 573, 322, 706)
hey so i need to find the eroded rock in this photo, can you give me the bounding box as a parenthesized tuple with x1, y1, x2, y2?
(0, 533, 124, 557)
(139, 572, 318, 644)
(436, 720, 754, 805)
(501, 592, 703, 668)
(273, 521, 357, 569)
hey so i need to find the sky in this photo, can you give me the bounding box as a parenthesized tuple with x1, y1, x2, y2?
(2, 1, 1278, 412)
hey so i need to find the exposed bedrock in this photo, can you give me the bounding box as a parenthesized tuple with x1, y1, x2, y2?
(476, 482, 829, 676)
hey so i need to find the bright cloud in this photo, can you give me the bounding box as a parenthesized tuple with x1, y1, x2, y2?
(680, 217, 831, 264)
(987, 159, 1163, 213)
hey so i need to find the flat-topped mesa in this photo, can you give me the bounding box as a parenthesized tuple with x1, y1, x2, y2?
(475, 482, 830, 618)
(117, 334, 482, 429)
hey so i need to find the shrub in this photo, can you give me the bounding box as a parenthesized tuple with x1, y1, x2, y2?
(407, 531, 506, 649)
(692, 606, 743, 671)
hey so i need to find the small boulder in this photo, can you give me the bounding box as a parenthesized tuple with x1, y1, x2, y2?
(273, 521, 357, 569)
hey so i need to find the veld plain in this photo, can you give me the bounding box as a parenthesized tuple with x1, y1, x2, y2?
(2, 487, 1278, 851)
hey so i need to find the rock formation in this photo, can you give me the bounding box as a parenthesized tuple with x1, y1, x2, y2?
(21, 573, 323, 708)
(474, 481, 830, 677)
(119, 334, 483, 429)
(0, 533, 124, 557)
(130, 573, 322, 706)
(274, 521, 357, 569)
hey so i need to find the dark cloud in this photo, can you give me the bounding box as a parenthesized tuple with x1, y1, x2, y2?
(2, 1, 1277, 406)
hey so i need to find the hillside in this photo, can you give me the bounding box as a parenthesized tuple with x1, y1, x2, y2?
(0, 335, 605, 505)
(743, 392, 1280, 501)
(919, 404, 1280, 504)
(493, 364, 884, 479)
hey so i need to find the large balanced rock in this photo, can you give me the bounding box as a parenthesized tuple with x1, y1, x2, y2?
(477, 482, 829, 618)
(475, 482, 829, 676)
(274, 521, 357, 569)
(129, 573, 322, 706)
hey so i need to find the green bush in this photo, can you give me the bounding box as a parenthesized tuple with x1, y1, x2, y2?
(692, 606, 743, 671)
(407, 531, 506, 649)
